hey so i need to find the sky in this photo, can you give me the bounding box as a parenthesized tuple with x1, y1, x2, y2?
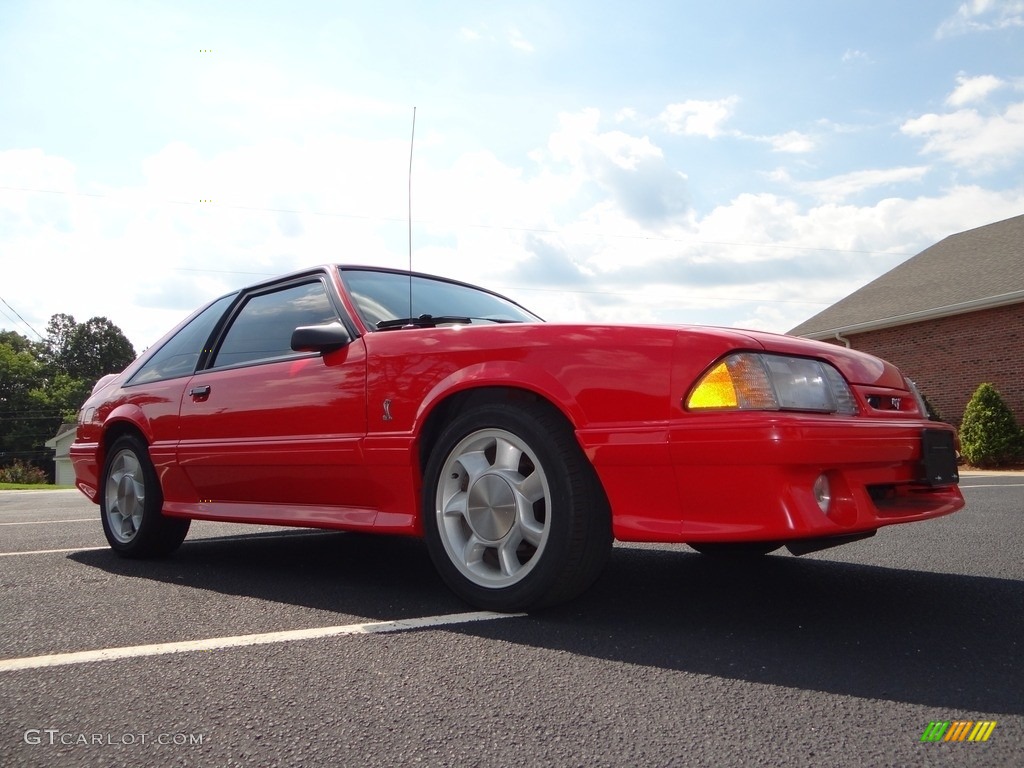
(1, 0, 1023, 354)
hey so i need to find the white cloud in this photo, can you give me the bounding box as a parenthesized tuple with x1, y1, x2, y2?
(655, 100, 811, 153)
(841, 49, 871, 64)
(658, 97, 739, 138)
(786, 166, 930, 203)
(0, 136, 419, 349)
(507, 27, 535, 53)
(946, 73, 1005, 106)
(0, 148, 78, 192)
(3, 109, 1024, 351)
(765, 131, 816, 154)
(457, 22, 535, 53)
(902, 101, 1024, 170)
(196, 57, 403, 140)
(546, 110, 690, 225)
(936, 0, 1024, 38)
(577, 183, 1024, 331)
(3, 2, 1022, 364)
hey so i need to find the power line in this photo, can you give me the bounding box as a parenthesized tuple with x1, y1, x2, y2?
(0, 296, 44, 340)
(0, 305, 22, 329)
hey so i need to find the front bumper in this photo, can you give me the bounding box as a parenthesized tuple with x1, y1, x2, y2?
(69, 440, 101, 502)
(578, 414, 964, 543)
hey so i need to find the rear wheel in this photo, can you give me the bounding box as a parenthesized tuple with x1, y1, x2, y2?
(100, 435, 190, 557)
(423, 401, 611, 611)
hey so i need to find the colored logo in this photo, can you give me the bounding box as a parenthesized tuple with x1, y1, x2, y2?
(921, 721, 997, 742)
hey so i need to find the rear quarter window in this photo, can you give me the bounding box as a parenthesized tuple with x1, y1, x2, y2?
(128, 294, 236, 384)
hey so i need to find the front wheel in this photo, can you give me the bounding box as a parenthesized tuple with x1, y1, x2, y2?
(100, 435, 190, 557)
(422, 400, 611, 611)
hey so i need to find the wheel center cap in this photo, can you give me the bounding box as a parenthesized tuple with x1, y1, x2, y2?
(467, 474, 516, 542)
(118, 475, 136, 508)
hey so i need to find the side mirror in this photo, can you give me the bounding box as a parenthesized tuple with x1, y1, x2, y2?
(291, 322, 352, 353)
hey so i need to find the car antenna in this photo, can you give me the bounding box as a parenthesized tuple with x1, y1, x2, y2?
(407, 106, 416, 318)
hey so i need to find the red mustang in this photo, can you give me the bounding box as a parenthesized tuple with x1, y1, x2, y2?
(71, 266, 964, 610)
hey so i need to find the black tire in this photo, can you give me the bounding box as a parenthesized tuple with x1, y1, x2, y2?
(99, 435, 190, 557)
(687, 541, 781, 557)
(422, 400, 612, 611)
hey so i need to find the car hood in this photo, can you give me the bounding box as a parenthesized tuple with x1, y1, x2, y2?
(412, 321, 907, 390)
(668, 324, 903, 389)
(525, 323, 905, 390)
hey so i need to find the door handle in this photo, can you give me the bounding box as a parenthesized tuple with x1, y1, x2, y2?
(189, 385, 211, 400)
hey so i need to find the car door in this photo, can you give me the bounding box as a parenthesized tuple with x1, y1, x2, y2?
(175, 275, 369, 517)
(119, 293, 238, 500)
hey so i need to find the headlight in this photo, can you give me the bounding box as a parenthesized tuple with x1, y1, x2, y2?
(686, 353, 858, 414)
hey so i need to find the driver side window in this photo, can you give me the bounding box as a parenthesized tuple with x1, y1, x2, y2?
(212, 280, 338, 368)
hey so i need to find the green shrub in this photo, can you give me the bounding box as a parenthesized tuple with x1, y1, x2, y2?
(959, 383, 1024, 468)
(0, 461, 49, 484)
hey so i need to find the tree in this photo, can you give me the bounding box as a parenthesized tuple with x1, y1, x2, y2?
(70, 316, 137, 380)
(29, 372, 92, 423)
(1, 316, 136, 476)
(40, 313, 78, 373)
(0, 336, 46, 465)
(0, 329, 39, 355)
(42, 314, 136, 380)
(959, 383, 1024, 468)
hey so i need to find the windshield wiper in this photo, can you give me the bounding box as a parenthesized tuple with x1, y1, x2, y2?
(375, 314, 521, 330)
(376, 314, 473, 330)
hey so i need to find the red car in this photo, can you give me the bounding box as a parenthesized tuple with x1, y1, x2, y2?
(71, 265, 964, 610)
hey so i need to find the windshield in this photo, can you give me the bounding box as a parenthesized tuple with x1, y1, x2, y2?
(339, 268, 541, 329)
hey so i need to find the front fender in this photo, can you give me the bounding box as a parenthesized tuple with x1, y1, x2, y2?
(103, 403, 157, 444)
(413, 360, 587, 432)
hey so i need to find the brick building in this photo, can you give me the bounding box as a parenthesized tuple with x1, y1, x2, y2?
(789, 214, 1024, 428)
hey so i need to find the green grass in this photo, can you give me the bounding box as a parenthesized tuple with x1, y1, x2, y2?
(0, 483, 75, 491)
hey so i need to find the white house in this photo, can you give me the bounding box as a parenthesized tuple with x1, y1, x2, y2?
(45, 424, 78, 486)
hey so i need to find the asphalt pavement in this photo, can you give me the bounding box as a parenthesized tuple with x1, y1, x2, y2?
(0, 475, 1021, 767)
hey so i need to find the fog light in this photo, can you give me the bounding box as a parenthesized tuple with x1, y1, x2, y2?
(813, 474, 831, 513)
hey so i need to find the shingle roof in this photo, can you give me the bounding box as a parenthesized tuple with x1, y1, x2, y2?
(789, 214, 1024, 339)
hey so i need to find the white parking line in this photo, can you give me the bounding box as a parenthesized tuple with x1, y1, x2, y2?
(0, 489, 81, 494)
(960, 483, 1024, 488)
(0, 546, 108, 557)
(0, 530, 330, 557)
(0, 518, 95, 526)
(0, 612, 524, 672)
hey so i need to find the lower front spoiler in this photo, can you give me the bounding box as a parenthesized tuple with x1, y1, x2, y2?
(784, 530, 876, 556)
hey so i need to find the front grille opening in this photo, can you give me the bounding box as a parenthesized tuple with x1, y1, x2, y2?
(868, 484, 897, 506)
(866, 395, 905, 411)
(868, 482, 956, 515)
